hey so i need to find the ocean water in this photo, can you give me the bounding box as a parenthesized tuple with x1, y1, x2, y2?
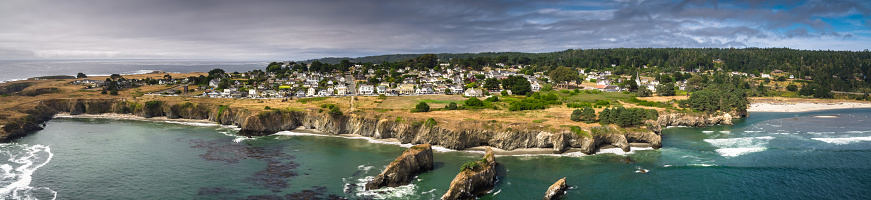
(2, 109, 871, 199)
(0, 60, 267, 83)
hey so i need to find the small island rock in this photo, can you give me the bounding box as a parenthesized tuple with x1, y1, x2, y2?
(365, 144, 434, 190)
(543, 177, 567, 200)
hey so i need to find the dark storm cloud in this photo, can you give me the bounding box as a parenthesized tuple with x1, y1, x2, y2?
(0, 0, 868, 60)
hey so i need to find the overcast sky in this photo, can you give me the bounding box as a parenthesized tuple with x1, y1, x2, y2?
(0, 0, 869, 61)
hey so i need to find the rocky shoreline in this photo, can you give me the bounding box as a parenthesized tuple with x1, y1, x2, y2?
(0, 98, 736, 155)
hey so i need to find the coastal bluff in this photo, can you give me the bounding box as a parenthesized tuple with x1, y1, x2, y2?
(441, 147, 498, 200)
(365, 144, 434, 190)
(2, 98, 733, 154)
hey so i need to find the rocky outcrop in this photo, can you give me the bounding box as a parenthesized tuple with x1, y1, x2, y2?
(365, 144, 434, 190)
(441, 147, 498, 200)
(3, 98, 664, 155)
(650, 112, 733, 133)
(543, 177, 567, 200)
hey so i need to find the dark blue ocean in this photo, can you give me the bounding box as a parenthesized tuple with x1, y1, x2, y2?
(2, 109, 871, 199)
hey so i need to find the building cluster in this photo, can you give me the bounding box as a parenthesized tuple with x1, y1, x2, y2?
(93, 63, 553, 99)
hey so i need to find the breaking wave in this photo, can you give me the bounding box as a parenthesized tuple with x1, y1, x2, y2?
(812, 136, 871, 145)
(0, 143, 57, 200)
(704, 136, 774, 157)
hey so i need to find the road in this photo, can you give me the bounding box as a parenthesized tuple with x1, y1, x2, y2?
(345, 74, 356, 96)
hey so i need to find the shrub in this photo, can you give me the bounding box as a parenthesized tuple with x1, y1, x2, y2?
(460, 161, 481, 171)
(786, 84, 798, 92)
(465, 97, 484, 107)
(776, 76, 787, 81)
(413, 102, 430, 112)
(570, 109, 583, 122)
(501, 90, 508, 96)
(445, 102, 458, 110)
(485, 96, 499, 102)
(101, 90, 107, 94)
(328, 106, 342, 116)
(109, 90, 118, 95)
(636, 87, 652, 97)
(424, 118, 437, 127)
(581, 107, 596, 122)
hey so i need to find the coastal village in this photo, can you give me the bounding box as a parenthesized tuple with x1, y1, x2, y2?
(70, 60, 801, 100)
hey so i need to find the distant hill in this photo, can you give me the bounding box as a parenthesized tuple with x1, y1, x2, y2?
(301, 52, 540, 64)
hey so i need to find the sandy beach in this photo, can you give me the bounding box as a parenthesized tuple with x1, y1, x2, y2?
(748, 102, 871, 112)
(55, 113, 220, 125)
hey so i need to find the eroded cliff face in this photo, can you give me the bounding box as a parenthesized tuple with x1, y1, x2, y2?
(2, 98, 666, 155)
(365, 144, 434, 190)
(0, 99, 235, 141)
(441, 147, 498, 200)
(650, 112, 734, 133)
(543, 177, 567, 200)
(236, 110, 662, 154)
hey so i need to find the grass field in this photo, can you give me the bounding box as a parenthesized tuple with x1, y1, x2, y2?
(376, 95, 468, 110)
(539, 90, 634, 102)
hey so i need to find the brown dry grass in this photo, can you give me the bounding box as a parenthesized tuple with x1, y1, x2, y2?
(376, 95, 467, 110)
(1, 72, 618, 133)
(637, 96, 688, 102)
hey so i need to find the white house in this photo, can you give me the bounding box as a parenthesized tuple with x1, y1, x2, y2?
(464, 88, 483, 97)
(307, 87, 316, 97)
(209, 78, 221, 88)
(449, 85, 464, 94)
(531, 82, 541, 91)
(336, 85, 347, 96)
(376, 86, 387, 95)
(358, 84, 375, 95)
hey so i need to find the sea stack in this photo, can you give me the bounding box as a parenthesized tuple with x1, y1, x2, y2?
(543, 177, 567, 200)
(365, 143, 434, 190)
(441, 147, 498, 200)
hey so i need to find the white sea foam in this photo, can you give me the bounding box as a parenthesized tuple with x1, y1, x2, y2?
(812, 136, 871, 145)
(357, 165, 374, 174)
(502, 151, 589, 157)
(702, 131, 715, 133)
(594, 147, 655, 155)
(635, 166, 650, 173)
(0, 144, 57, 200)
(161, 121, 222, 127)
(705, 136, 773, 157)
(845, 130, 871, 134)
(347, 176, 424, 199)
(719, 131, 731, 134)
(715, 148, 766, 157)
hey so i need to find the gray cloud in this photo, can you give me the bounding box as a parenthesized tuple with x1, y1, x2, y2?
(0, 0, 868, 60)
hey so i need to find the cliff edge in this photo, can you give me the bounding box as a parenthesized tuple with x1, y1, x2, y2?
(365, 144, 434, 190)
(441, 147, 498, 200)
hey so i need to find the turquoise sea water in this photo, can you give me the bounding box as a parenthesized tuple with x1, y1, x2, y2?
(2, 109, 871, 199)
